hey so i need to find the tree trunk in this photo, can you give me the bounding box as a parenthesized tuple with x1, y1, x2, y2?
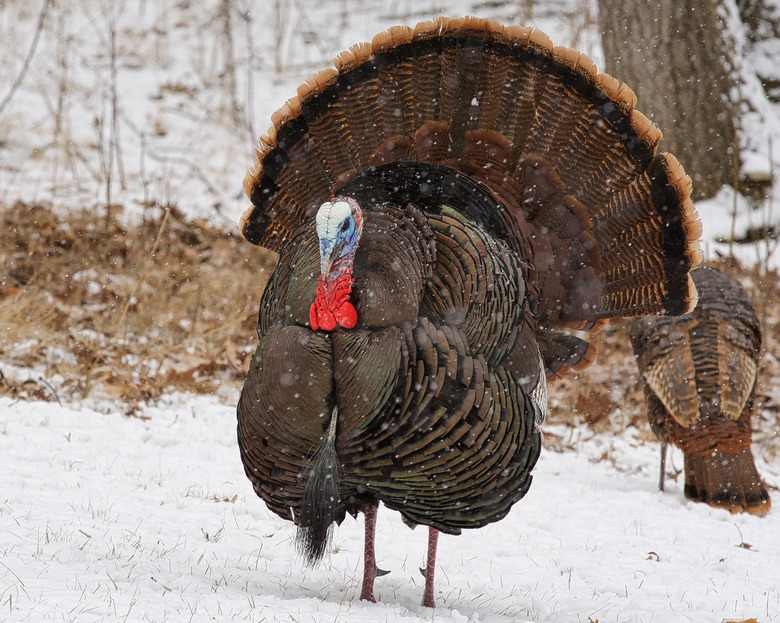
(598, 0, 738, 199)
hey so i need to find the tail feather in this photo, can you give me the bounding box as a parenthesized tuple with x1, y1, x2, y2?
(684, 448, 771, 516)
(297, 407, 342, 564)
(598, 154, 701, 316)
(525, 53, 588, 165)
(332, 45, 383, 166)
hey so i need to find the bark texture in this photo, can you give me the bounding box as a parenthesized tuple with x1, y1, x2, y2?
(598, 0, 738, 199)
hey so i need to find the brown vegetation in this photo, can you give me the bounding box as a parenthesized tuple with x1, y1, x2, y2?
(0, 202, 276, 412)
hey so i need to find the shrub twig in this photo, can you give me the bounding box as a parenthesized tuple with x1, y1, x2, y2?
(0, 0, 51, 116)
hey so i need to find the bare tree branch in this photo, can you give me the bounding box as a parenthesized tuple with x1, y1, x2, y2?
(0, 0, 52, 117)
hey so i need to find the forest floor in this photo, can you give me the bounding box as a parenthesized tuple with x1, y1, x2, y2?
(0, 202, 275, 411)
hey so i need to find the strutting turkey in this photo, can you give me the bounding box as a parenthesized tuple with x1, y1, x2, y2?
(237, 17, 702, 607)
(631, 266, 771, 516)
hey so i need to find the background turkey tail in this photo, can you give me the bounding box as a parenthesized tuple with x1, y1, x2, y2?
(683, 447, 771, 516)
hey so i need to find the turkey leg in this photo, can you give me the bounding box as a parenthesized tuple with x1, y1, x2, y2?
(421, 527, 439, 608)
(659, 441, 667, 492)
(360, 505, 379, 602)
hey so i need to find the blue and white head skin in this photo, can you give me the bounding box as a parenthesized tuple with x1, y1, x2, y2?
(315, 196, 364, 277)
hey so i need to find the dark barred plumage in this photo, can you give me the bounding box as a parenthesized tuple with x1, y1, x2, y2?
(631, 266, 771, 516)
(237, 16, 702, 607)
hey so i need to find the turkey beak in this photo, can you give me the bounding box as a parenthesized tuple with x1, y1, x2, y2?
(319, 238, 333, 275)
(320, 238, 345, 276)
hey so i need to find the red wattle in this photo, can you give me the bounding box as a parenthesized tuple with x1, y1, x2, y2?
(335, 301, 357, 328)
(317, 307, 337, 331)
(309, 302, 319, 331)
(310, 271, 356, 331)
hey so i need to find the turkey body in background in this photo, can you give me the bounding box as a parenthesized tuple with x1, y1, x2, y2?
(631, 266, 771, 516)
(236, 16, 702, 607)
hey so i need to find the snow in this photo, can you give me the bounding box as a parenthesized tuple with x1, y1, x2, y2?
(2, 1, 780, 621)
(697, 186, 780, 268)
(2, 394, 778, 622)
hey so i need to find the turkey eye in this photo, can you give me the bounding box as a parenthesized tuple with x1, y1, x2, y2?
(341, 220, 350, 232)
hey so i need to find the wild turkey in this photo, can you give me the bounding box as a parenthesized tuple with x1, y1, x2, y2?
(631, 266, 771, 516)
(237, 17, 702, 607)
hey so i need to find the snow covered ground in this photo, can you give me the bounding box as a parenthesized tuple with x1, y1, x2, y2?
(2, 393, 778, 622)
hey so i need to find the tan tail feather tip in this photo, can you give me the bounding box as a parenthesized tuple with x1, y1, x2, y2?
(332, 48, 359, 73)
(630, 110, 662, 146)
(243, 164, 262, 198)
(296, 67, 339, 102)
(372, 23, 414, 51)
(547, 338, 599, 381)
(576, 53, 597, 78)
(553, 46, 581, 69)
(411, 17, 447, 40)
(554, 48, 597, 82)
(503, 23, 535, 45)
(615, 82, 638, 111)
(257, 133, 276, 156)
(410, 16, 517, 49)
(258, 122, 278, 155)
(239, 205, 254, 234)
(336, 38, 383, 71)
(449, 15, 503, 34)
(685, 276, 699, 313)
(527, 28, 553, 52)
(662, 152, 694, 191)
(594, 73, 622, 106)
(588, 318, 608, 336)
(270, 98, 300, 130)
(573, 341, 599, 370)
(683, 205, 703, 249)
